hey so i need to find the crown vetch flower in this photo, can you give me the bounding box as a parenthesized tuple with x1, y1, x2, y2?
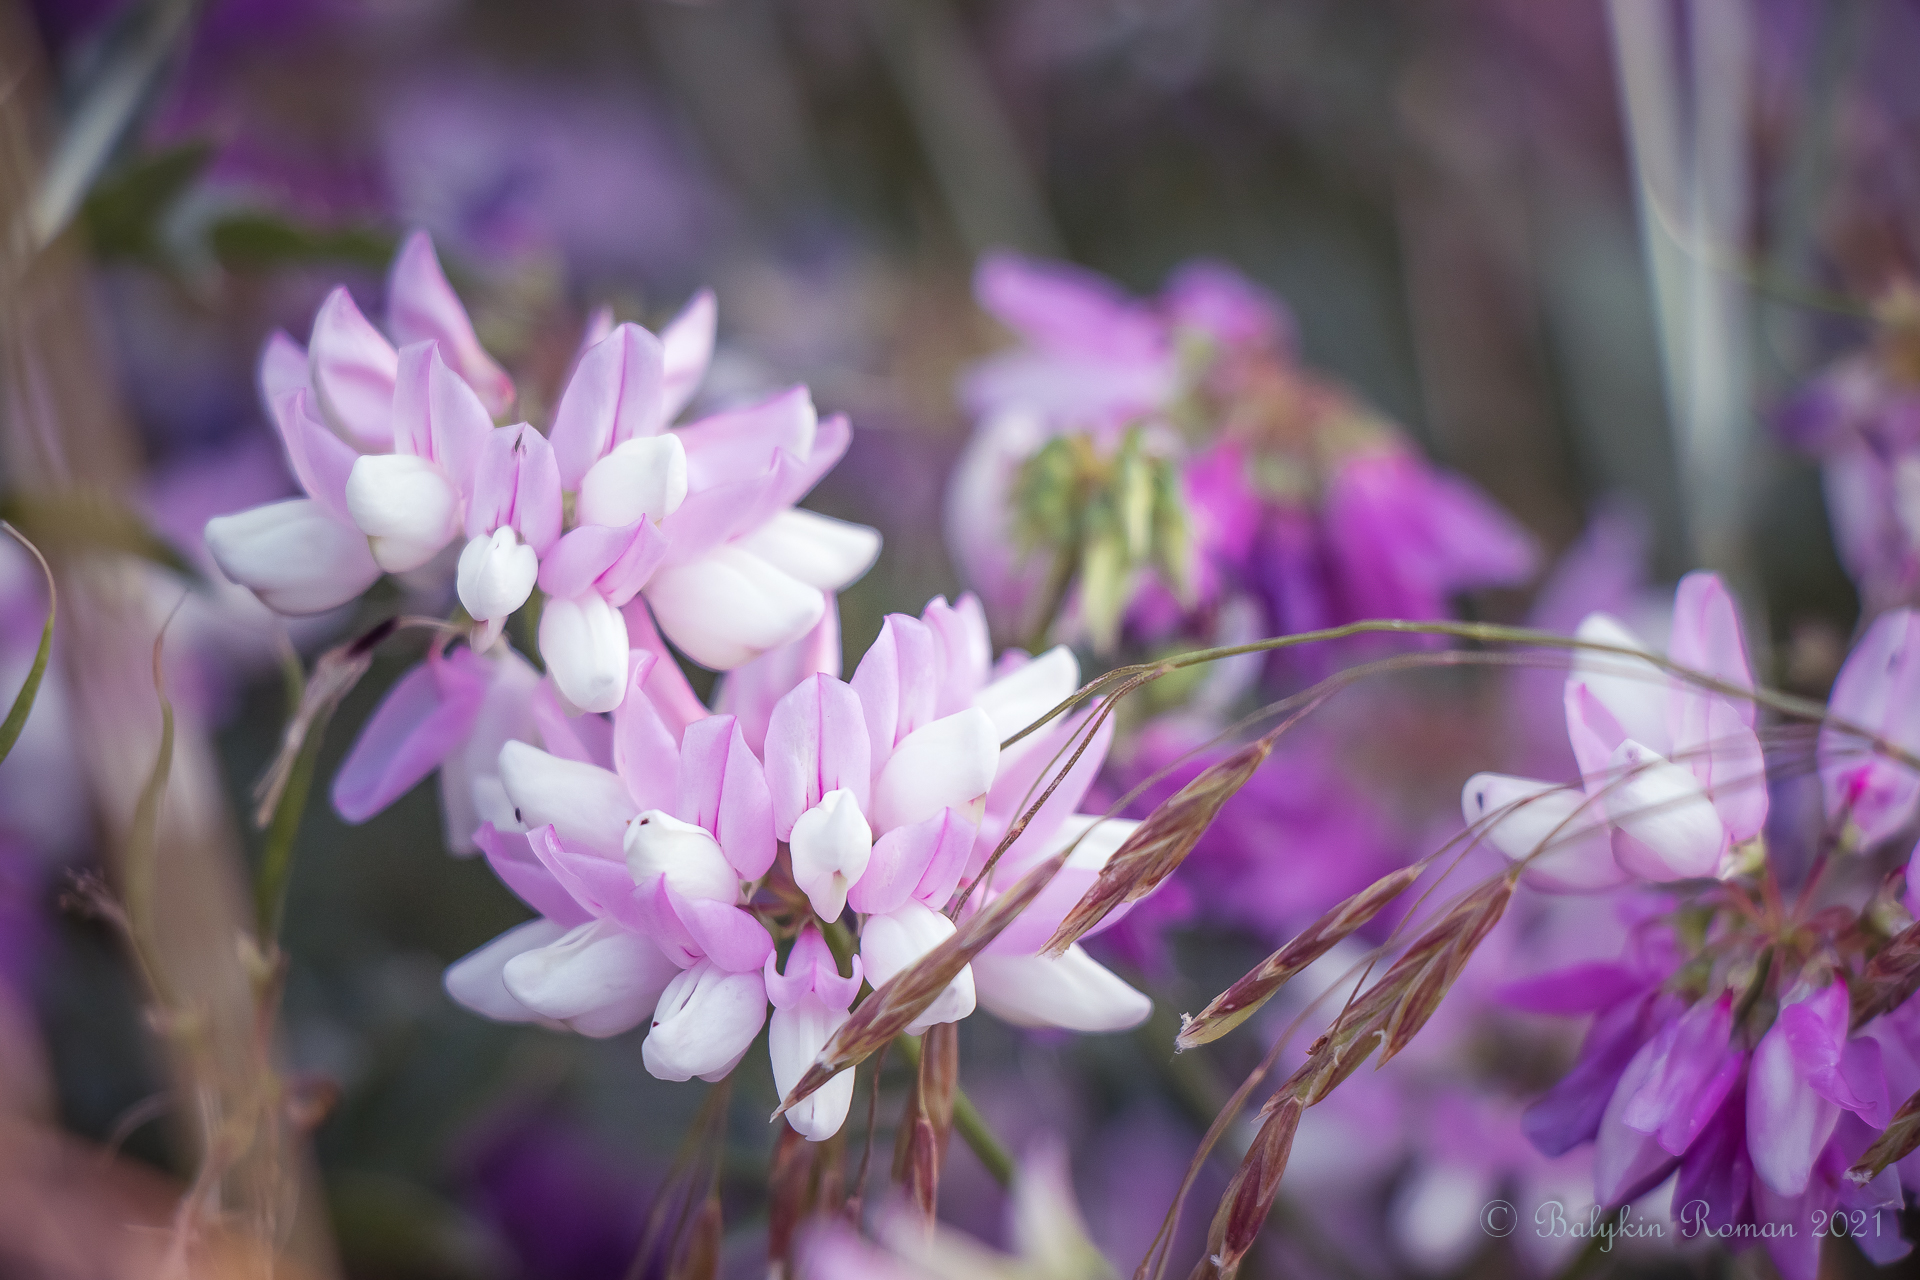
(442, 593, 1159, 1140)
(1463, 572, 1767, 889)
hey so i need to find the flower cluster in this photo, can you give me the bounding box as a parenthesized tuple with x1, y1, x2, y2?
(949, 252, 1538, 649)
(442, 594, 1154, 1140)
(205, 232, 878, 711)
(1449, 581, 1920, 1279)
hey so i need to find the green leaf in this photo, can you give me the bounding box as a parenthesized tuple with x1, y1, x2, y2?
(208, 213, 394, 273)
(0, 525, 55, 767)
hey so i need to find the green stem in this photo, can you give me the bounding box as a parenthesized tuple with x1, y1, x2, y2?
(253, 706, 329, 946)
(894, 1034, 1015, 1188)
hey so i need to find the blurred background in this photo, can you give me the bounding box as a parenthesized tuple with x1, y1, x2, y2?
(0, 0, 1909, 1276)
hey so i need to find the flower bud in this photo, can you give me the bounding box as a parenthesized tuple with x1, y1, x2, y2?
(642, 961, 768, 1083)
(788, 788, 872, 921)
(457, 528, 539, 623)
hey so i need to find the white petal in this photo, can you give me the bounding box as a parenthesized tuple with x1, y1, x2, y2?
(770, 997, 855, 1142)
(971, 945, 1151, 1032)
(457, 529, 538, 622)
(788, 788, 873, 921)
(1601, 741, 1727, 881)
(538, 592, 631, 713)
(1571, 614, 1671, 751)
(577, 434, 689, 529)
(870, 708, 998, 834)
(642, 961, 768, 1083)
(645, 544, 824, 670)
(859, 900, 975, 1034)
(1460, 773, 1627, 893)
(972, 645, 1081, 743)
(497, 740, 636, 853)
(734, 509, 881, 592)
(444, 917, 570, 1023)
(502, 917, 680, 1037)
(205, 498, 382, 614)
(344, 453, 459, 572)
(625, 810, 740, 903)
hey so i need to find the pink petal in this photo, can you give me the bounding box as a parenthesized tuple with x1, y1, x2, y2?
(611, 652, 682, 814)
(549, 322, 666, 488)
(273, 388, 358, 518)
(923, 593, 992, 717)
(660, 288, 716, 423)
(307, 286, 397, 448)
(712, 596, 842, 757)
(1820, 609, 1920, 844)
(392, 341, 492, 489)
(765, 674, 872, 838)
(466, 423, 563, 551)
(529, 824, 646, 932)
(665, 885, 774, 972)
(475, 823, 592, 926)
(332, 651, 487, 823)
(973, 250, 1165, 361)
(622, 603, 708, 735)
(847, 807, 967, 917)
(258, 329, 309, 411)
(1668, 572, 1756, 719)
(850, 612, 938, 775)
(677, 715, 776, 879)
(676, 386, 816, 491)
(980, 710, 1115, 879)
(592, 520, 669, 608)
(537, 521, 648, 600)
(385, 230, 514, 416)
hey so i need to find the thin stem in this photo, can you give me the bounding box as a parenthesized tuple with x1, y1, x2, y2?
(253, 710, 327, 946)
(892, 1034, 1014, 1188)
(1001, 618, 1910, 774)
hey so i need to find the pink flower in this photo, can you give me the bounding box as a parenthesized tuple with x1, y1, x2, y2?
(1464, 572, 1767, 888)
(1818, 607, 1920, 846)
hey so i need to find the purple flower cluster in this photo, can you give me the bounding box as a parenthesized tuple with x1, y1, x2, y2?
(949, 252, 1538, 649)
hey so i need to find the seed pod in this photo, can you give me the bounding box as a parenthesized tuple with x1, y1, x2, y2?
(1853, 918, 1920, 1028)
(1177, 863, 1425, 1049)
(1192, 1094, 1305, 1279)
(1044, 738, 1274, 957)
(1851, 1087, 1920, 1185)
(1378, 879, 1512, 1065)
(773, 849, 1070, 1120)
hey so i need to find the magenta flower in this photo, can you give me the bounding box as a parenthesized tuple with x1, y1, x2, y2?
(949, 251, 1535, 649)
